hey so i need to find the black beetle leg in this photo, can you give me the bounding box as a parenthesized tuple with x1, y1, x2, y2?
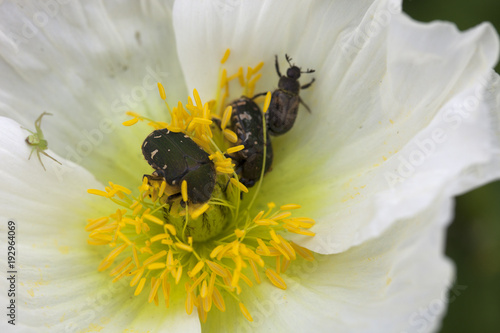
(301, 78, 315, 90)
(299, 97, 312, 113)
(211, 116, 222, 130)
(251, 92, 267, 100)
(275, 55, 282, 77)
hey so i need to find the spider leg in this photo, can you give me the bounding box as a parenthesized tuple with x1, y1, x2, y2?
(36, 150, 47, 171)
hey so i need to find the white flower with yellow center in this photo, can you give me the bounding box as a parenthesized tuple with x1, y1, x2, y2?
(1, 0, 499, 332)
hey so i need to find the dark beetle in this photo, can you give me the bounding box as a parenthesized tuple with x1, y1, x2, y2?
(263, 54, 315, 136)
(142, 129, 216, 204)
(227, 96, 273, 188)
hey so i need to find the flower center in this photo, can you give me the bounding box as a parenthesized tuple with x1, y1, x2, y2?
(86, 50, 315, 322)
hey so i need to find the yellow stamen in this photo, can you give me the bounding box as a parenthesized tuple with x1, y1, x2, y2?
(109, 257, 132, 277)
(87, 189, 111, 198)
(143, 250, 167, 267)
(265, 268, 287, 290)
(122, 118, 139, 126)
(226, 145, 245, 154)
(239, 303, 253, 322)
(143, 214, 164, 226)
(181, 180, 188, 203)
(148, 277, 162, 303)
(85, 217, 109, 231)
(220, 49, 231, 64)
(189, 261, 205, 277)
(263, 91, 272, 113)
(135, 277, 147, 296)
(221, 105, 232, 129)
(280, 204, 301, 210)
(230, 178, 249, 193)
(191, 203, 210, 219)
(223, 128, 238, 143)
(157, 82, 166, 100)
(175, 242, 193, 252)
(130, 267, 145, 287)
(212, 287, 225, 312)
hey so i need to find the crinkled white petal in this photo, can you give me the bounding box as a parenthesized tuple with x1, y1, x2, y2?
(0, 117, 200, 333)
(203, 194, 454, 333)
(173, 0, 500, 253)
(0, 0, 185, 186)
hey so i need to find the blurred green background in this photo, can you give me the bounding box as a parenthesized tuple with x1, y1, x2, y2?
(403, 1, 500, 332)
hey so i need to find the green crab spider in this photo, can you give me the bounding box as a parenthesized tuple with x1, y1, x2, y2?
(22, 112, 62, 171)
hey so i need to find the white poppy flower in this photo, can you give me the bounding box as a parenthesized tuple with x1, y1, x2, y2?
(1, 0, 499, 332)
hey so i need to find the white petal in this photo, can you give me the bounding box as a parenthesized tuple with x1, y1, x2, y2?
(203, 195, 454, 333)
(0, 117, 199, 332)
(0, 0, 185, 186)
(173, 0, 381, 99)
(174, 0, 500, 253)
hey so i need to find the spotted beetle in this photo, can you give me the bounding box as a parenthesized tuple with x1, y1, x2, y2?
(142, 129, 216, 204)
(227, 96, 273, 188)
(261, 54, 315, 136)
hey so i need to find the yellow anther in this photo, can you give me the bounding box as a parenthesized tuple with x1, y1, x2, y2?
(252, 211, 264, 222)
(239, 303, 253, 322)
(220, 49, 231, 64)
(216, 167, 235, 174)
(192, 117, 213, 125)
(143, 214, 164, 226)
(252, 62, 264, 74)
(148, 277, 162, 303)
(221, 105, 232, 129)
(269, 229, 280, 244)
(256, 238, 270, 256)
(189, 261, 205, 277)
(143, 250, 167, 267)
(271, 212, 292, 221)
(122, 118, 139, 126)
(263, 91, 272, 113)
(175, 242, 193, 252)
(235, 229, 245, 238)
(280, 204, 301, 210)
(193, 89, 203, 109)
(135, 277, 147, 296)
(85, 217, 109, 231)
(192, 203, 210, 219)
(109, 257, 132, 277)
(200, 279, 209, 298)
(148, 263, 166, 270)
(210, 245, 224, 258)
(230, 178, 249, 193)
(206, 260, 227, 277)
(150, 233, 169, 243)
(158, 181, 167, 197)
(290, 242, 314, 261)
(87, 189, 111, 198)
(181, 180, 188, 203)
(157, 82, 166, 100)
(269, 240, 290, 260)
(265, 268, 287, 290)
(226, 145, 245, 154)
(223, 128, 238, 143)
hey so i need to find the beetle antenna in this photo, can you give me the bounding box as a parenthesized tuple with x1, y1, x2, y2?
(301, 68, 315, 74)
(285, 54, 293, 67)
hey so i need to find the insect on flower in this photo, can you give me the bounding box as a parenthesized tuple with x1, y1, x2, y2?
(260, 54, 315, 136)
(22, 112, 62, 171)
